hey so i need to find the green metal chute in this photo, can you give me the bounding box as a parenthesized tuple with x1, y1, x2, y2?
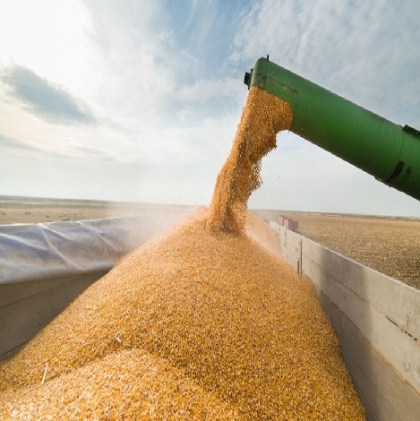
(245, 57, 420, 201)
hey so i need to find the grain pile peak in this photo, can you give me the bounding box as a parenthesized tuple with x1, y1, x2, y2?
(0, 209, 365, 420)
(206, 86, 293, 235)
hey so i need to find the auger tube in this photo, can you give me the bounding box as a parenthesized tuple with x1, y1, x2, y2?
(245, 57, 420, 201)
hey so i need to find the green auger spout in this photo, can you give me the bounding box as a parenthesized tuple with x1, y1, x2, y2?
(244, 57, 420, 201)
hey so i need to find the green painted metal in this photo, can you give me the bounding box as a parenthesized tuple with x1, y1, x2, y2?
(245, 57, 420, 202)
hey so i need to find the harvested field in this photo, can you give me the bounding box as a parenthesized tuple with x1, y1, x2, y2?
(2, 196, 418, 290)
(284, 213, 420, 290)
(0, 196, 194, 225)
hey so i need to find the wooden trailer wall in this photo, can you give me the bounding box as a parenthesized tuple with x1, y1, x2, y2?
(271, 222, 420, 421)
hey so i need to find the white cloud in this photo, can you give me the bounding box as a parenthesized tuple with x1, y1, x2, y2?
(0, 0, 93, 96)
(1, 0, 419, 216)
(1, 65, 95, 124)
(178, 77, 243, 104)
(179, 0, 219, 47)
(79, 1, 175, 121)
(231, 0, 420, 125)
(250, 132, 420, 217)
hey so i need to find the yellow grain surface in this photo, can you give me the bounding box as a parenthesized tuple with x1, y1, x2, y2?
(0, 210, 365, 420)
(1, 348, 237, 420)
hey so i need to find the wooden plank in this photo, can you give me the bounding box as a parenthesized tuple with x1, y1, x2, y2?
(279, 227, 303, 276)
(280, 243, 299, 272)
(0, 271, 105, 359)
(303, 251, 420, 394)
(303, 238, 420, 340)
(316, 287, 420, 421)
(268, 221, 279, 233)
(283, 228, 302, 250)
(279, 227, 301, 258)
(278, 227, 420, 420)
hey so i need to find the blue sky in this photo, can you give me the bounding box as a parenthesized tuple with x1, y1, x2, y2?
(1, 0, 420, 216)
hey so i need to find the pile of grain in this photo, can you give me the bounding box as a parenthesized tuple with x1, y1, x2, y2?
(206, 87, 293, 234)
(0, 86, 366, 420)
(0, 210, 365, 419)
(1, 347, 237, 420)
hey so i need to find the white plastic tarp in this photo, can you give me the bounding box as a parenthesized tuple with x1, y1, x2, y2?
(0, 214, 186, 285)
